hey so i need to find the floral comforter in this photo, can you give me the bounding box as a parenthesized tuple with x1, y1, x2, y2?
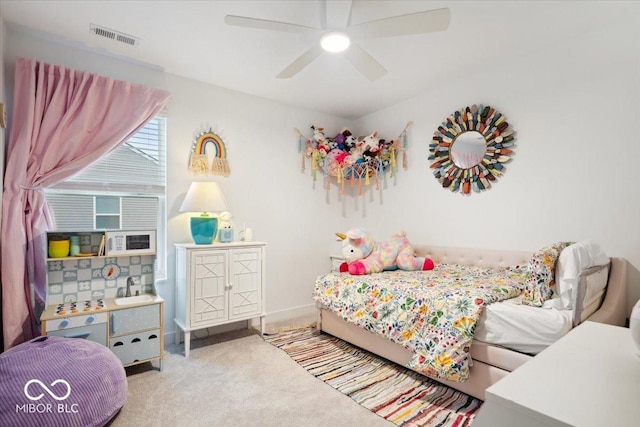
(314, 264, 528, 382)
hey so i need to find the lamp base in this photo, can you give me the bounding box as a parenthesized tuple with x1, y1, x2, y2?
(190, 216, 218, 245)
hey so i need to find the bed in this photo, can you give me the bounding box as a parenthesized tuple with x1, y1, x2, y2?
(314, 244, 627, 400)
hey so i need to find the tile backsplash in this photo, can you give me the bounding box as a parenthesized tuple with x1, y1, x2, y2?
(46, 255, 155, 305)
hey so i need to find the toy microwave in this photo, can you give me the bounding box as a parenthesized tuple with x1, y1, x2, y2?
(105, 230, 156, 256)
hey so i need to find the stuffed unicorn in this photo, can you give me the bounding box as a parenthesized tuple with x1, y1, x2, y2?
(335, 228, 435, 275)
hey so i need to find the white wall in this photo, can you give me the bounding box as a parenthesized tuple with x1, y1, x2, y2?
(354, 13, 640, 313)
(163, 73, 350, 331)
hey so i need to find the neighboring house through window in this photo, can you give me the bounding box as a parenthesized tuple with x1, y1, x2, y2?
(45, 115, 167, 279)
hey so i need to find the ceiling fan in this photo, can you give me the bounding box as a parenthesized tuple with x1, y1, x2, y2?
(224, 0, 450, 81)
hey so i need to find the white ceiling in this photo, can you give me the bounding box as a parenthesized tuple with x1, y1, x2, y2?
(0, 1, 635, 119)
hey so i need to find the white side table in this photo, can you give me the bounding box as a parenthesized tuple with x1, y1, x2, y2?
(473, 321, 640, 427)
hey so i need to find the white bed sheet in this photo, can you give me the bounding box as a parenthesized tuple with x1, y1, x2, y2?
(473, 296, 573, 355)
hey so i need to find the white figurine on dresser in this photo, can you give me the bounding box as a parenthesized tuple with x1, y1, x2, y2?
(174, 241, 266, 357)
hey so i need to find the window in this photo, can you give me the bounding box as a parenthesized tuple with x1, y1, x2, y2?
(45, 115, 167, 279)
(95, 195, 121, 229)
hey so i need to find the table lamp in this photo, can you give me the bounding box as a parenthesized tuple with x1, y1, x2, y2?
(179, 181, 229, 244)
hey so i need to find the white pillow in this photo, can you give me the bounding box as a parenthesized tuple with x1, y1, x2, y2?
(555, 240, 609, 309)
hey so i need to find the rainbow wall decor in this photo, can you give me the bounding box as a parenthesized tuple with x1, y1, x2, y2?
(189, 129, 230, 176)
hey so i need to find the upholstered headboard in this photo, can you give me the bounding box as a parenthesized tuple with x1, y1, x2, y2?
(589, 257, 627, 326)
(414, 245, 530, 269)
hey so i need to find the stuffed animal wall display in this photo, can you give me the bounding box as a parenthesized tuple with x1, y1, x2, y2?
(335, 228, 435, 275)
(360, 131, 380, 153)
(304, 126, 401, 179)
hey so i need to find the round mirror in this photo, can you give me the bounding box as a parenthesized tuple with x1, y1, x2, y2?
(450, 131, 486, 169)
(428, 104, 516, 195)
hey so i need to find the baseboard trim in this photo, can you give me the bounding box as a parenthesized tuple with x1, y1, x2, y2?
(265, 303, 317, 324)
(164, 329, 176, 345)
(163, 320, 248, 347)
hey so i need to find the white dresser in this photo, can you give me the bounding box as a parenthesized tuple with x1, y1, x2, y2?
(473, 321, 640, 427)
(174, 242, 266, 357)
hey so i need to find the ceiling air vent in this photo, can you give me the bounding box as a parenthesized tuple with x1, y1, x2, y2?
(90, 24, 139, 46)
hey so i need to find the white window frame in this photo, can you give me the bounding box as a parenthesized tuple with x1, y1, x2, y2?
(44, 114, 168, 280)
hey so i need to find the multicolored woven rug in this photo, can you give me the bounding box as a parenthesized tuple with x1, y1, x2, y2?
(265, 327, 482, 427)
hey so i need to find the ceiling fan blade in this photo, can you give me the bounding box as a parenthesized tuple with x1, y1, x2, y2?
(347, 7, 450, 40)
(277, 45, 324, 79)
(343, 42, 387, 81)
(325, 0, 353, 30)
(225, 15, 321, 36)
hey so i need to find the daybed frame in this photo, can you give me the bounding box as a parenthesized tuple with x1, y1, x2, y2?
(316, 245, 628, 400)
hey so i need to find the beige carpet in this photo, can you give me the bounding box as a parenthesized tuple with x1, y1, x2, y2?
(110, 328, 393, 426)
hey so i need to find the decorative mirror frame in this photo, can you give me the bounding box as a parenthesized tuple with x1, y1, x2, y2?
(428, 104, 516, 195)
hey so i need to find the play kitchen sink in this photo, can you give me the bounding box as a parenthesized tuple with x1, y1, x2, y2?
(114, 294, 154, 306)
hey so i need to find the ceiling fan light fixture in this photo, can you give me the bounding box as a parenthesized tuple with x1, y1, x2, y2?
(320, 32, 350, 53)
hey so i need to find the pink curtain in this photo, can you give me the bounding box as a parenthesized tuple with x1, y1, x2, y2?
(1, 58, 170, 349)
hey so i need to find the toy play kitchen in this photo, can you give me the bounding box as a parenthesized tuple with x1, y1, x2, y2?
(40, 230, 164, 370)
